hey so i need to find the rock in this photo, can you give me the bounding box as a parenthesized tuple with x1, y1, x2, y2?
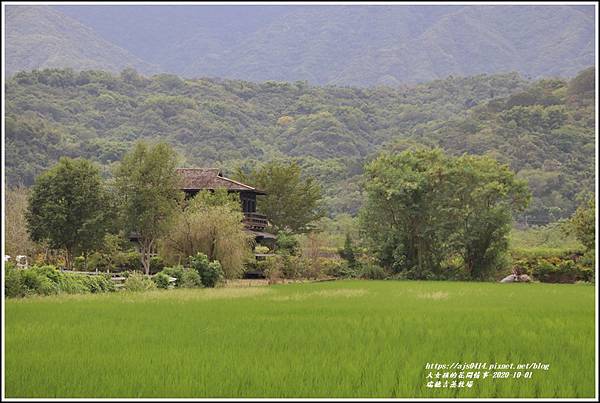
(500, 274, 517, 283)
(518, 274, 531, 282)
(500, 274, 531, 283)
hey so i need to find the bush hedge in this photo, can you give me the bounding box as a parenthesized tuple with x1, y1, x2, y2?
(190, 253, 224, 287)
(511, 251, 594, 283)
(123, 272, 157, 292)
(5, 265, 116, 298)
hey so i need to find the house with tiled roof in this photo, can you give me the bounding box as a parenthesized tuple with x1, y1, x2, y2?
(176, 168, 276, 246)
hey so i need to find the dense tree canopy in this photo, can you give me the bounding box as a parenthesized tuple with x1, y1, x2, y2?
(234, 161, 325, 234)
(360, 148, 530, 279)
(114, 141, 183, 274)
(26, 157, 111, 269)
(5, 67, 595, 223)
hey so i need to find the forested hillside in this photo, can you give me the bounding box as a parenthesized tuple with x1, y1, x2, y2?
(5, 67, 595, 223)
(4, 6, 157, 77)
(6, 5, 595, 85)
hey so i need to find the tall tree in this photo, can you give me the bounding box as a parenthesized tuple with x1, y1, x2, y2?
(5, 186, 39, 258)
(447, 154, 530, 279)
(359, 148, 452, 278)
(26, 157, 110, 269)
(114, 141, 183, 274)
(360, 148, 530, 279)
(234, 161, 324, 234)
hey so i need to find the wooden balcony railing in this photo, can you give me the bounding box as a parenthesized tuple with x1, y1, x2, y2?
(243, 212, 268, 231)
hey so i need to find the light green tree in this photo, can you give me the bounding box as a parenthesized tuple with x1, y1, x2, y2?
(160, 189, 253, 278)
(569, 195, 595, 251)
(234, 161, 325, 234)
(114, 141, 183, 274)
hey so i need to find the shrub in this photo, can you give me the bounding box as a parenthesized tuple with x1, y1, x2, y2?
(320, 258, 350, 278)
(254, 245, 270, 254)
(55, 273, 89, 294)
(280, 255, 311, 279)
(73, 256, 86, 271)
(87, 252, 111, 272)
(4, 265, 117, 297)
(5, 263, 25, 298)
(123, 272, 157, 292)
(161, 266, 184, 285)
(152, 272, 171, 289)
(115, 251, 142, 272)
(359, 263, 388, 280)
(86, 274, 116, 293)
(276, 231, 300, 255)
(149, 256, 166, 274)
(190, 253, 210, 272)
(180, 269, 203, 288)
(204, 262, 225, 288)
(190, 253, 224, 288)
(21, 269, 58, 296)
(257, 255, 284, 281)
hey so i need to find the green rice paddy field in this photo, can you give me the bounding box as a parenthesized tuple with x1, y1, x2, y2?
(4, 280, 596, 398)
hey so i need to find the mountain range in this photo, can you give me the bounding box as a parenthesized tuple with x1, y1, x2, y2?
(5, 4, 596, 86)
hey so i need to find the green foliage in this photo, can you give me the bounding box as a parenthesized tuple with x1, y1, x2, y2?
(81, 274, 115, 293)
(25, 157, 111, 269)
(73, 256, 86, 271)
(567, 66, 595, 101)
(160, 266, 184, 285)
(190, 253, 224, 288)
(511, 249, 594, 284)
(149, 256, 166, 274)
(157, 265, 202, 289)
(509, 222, 584, 254)
(338, 233, 358, 269)
(275, 230, 300, 255)
(5, 68, 593, 221)
(569, 195, 595, 251)
(235, 161, 325, 233)
(4, 265, 116, 298)
(5, 263, 25, 298)
(117, 251, 143, 272)
(180, 269, 203, 288)
(114, 141, 183, 274)
(123, 272, 157, 292)
(359, 263, 388, 280)
(280, 255, 312, 279)
(161, 189, 252, 278)
(152, 272, 171, 289)
(320, 258, 352, 278)
(360, 148, 530, 280)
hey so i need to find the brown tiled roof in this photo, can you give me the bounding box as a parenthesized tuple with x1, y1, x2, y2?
(176, 168, 266, 194)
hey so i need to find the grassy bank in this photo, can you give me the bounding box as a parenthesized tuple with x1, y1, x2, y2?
(5, 280, 595, 398)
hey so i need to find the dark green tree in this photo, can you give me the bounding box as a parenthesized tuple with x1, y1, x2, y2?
(26, 157, 111, 269)
(447, 154, 530, 279)
(360, 148, 530, 279)
(338, 233, 358, 269)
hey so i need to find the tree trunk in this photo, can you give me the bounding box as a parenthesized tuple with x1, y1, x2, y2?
(139, 239, 152, 275)
(65, 249, 73, 271)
